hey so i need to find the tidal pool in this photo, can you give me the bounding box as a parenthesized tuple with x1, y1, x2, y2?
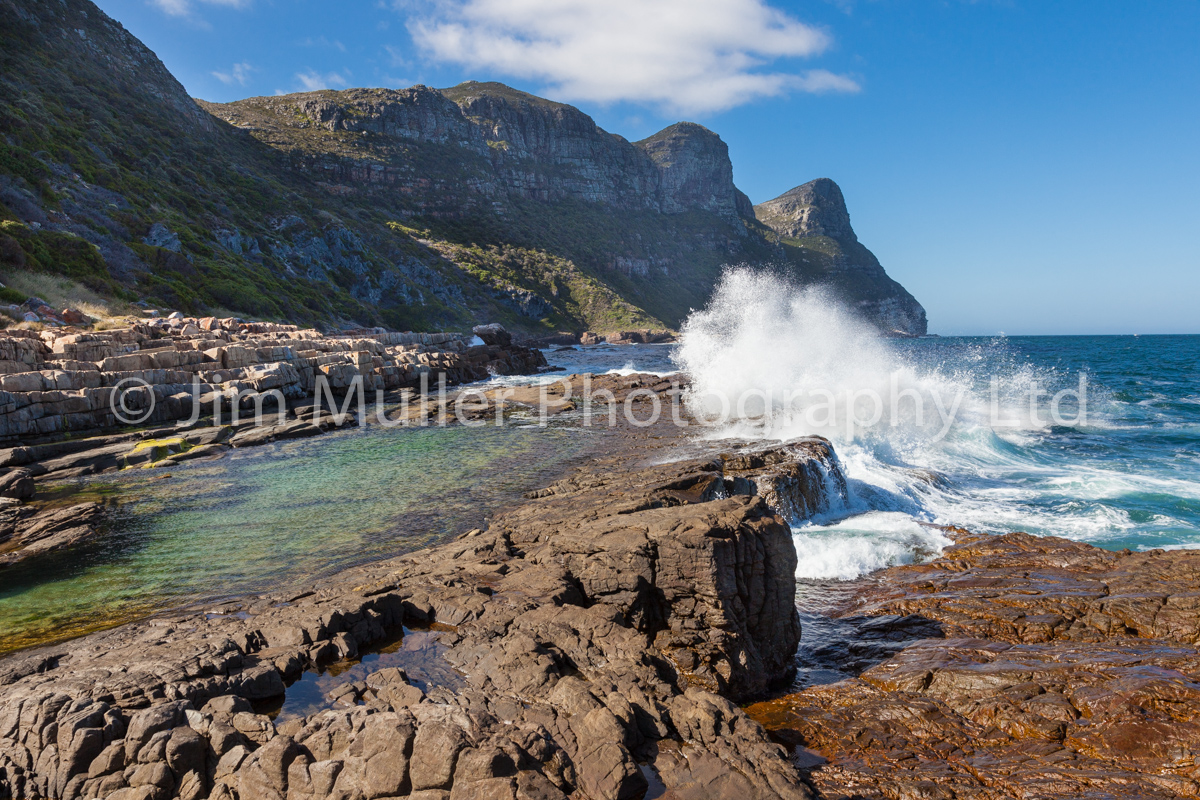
(0, 421, 598, 654)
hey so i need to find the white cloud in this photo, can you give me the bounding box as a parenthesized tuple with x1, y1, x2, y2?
(794, 68, 861, 93)
(150, 0, 190, 15)
(407, 0, 860, 114)
(295, 69, 350, 92)
(150, 0, 250, 19)
(384, 44, 409, 68)
(212, 62, 253, 85)
(299, 36, 348, 52)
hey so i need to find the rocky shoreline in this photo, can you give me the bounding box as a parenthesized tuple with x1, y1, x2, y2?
(0, 319, 546, 447)
(0, 384, 848, 800)
(3, 370, 1200, 799)
(748, 528, 1200, 799)
(0, 321, 547, 567)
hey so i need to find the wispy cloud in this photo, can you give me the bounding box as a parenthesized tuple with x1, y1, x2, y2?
(384, 44, 409, 68)
(295, 69, 351, 92)
(149, 0, 190, 15)
(150, 0, 250, 18)
(212, 62, 253, 86)
(298, 36, 347, 52)
(406, 0, 859, 114)
(794, 69, 861, 93)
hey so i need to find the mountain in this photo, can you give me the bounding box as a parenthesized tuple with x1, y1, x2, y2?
(0, 0, 926, 336)
(755, 179, 927, 335)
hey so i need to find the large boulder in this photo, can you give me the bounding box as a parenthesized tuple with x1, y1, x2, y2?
(0, 468, 34, 500)
(471, 323, 512, 347)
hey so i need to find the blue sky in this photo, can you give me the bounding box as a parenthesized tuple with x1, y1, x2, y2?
(92, 0, 1200, 335)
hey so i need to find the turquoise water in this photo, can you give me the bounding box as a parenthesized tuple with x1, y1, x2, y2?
(0, 422, 595, 653)
(2, 335, 1197, 651)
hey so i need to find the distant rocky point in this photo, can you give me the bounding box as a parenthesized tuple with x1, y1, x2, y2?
(755, 178, 858, 241)
(755, 179, 927, 336)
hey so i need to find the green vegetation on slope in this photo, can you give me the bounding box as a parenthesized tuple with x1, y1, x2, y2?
(0, 0, 926, 337)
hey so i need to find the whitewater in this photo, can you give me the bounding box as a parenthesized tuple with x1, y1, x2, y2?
(552, 268, 1200, 581)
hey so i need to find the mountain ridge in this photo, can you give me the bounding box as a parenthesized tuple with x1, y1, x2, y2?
(755, 178, 928, 334)
(0, 0, 926, 336)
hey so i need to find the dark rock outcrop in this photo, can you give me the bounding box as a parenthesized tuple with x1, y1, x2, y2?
(0, 501, 105, 567)
(471, 323, 512, 347)
(603, 329, 676, 345)
(0, 469, 33, 500)
(0, 416, 841, 799)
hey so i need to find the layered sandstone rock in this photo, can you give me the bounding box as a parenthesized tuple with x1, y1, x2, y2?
(0, 322, 544, 444)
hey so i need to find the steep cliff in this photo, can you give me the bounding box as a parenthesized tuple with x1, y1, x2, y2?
(756, 179, 928, 335)
(755, 178, 857, 241)
(635, 122, 744, 220)
(0, 0, 927, 336)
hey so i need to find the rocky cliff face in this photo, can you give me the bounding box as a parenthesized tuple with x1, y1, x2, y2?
(202, 83, 747, 223)
(0, 0, 928, 336)
(756, 179, 928, 335)
(636, 122, 743, 221)
(754, 178, 856, 241)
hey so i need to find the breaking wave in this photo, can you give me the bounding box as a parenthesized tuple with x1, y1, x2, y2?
(672, 267, 1200, 580)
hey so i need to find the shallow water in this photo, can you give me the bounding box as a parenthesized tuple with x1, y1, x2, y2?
(791, 577, 943, 690)
(0, 421, 597, 653)
(0, 345, 676, 655)
(267, 625, 465, 722)
(3, 332, 1197, 654)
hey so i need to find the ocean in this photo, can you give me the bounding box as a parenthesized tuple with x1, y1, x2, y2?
(2, 277, 1195, 651)
(552, 271, 1200, 580)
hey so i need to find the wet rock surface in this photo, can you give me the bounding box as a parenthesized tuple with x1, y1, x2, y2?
(0, 390, 849, 799)
(0, 501, 107, 567)
(13, 368, 1194, 798)
(748, 528, 1200, 799)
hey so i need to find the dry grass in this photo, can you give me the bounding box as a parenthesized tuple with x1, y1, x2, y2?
(1, 270, 139, 327)
(93, 317, 141, 330)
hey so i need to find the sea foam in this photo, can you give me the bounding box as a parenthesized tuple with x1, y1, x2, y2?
(670, 267, 1100, 579)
